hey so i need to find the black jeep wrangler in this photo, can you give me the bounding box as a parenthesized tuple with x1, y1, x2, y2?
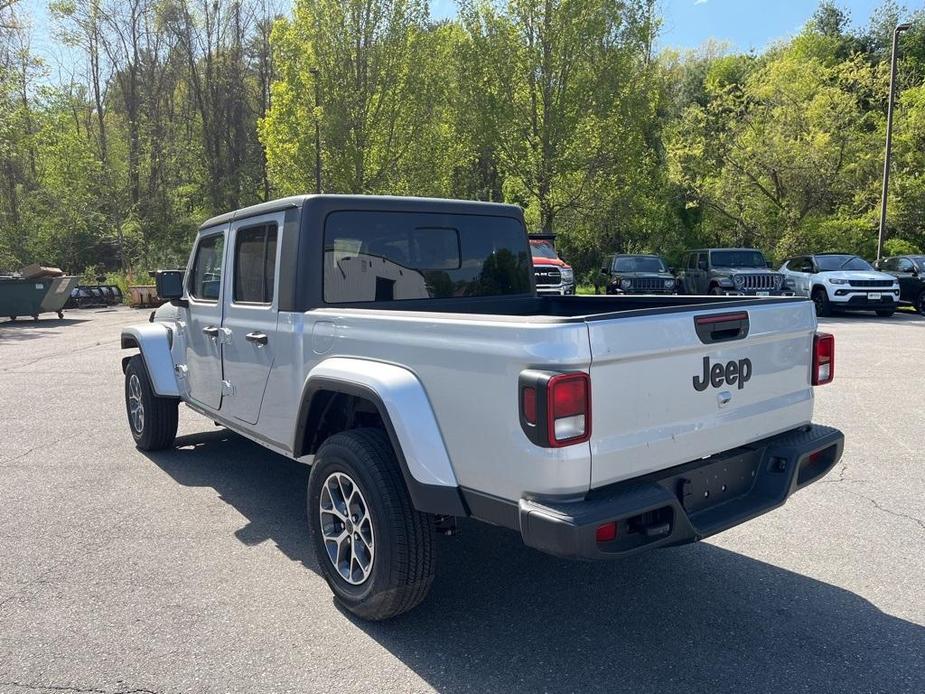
(602, 254, 677, 295)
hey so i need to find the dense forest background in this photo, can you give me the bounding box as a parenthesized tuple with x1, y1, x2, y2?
(0, 0, 923, 286)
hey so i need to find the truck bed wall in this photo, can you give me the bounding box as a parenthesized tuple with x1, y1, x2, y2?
(316, 294, 808, 320)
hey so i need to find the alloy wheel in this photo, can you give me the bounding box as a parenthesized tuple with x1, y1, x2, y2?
(319, 471, 375, 585)
(128, 373, 145, 433)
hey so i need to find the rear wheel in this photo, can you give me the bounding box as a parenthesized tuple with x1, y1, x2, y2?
(916, 290, 925, 315)
(307, 428, 435, 621)
(811, 288, 831, 317)
(124, 355, 178, 451)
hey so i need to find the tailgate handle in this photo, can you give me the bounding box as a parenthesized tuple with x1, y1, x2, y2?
(694, 311, 749, 344)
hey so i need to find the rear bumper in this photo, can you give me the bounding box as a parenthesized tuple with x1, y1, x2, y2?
(517, 424, 844, 560)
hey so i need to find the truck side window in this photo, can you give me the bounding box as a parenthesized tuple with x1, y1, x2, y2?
(190, 234, 225, 301)
(323, 211, 529, 303)
(233, 224, 278, 304)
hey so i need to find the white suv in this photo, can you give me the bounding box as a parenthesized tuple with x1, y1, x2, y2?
(779, 253, 900, 317)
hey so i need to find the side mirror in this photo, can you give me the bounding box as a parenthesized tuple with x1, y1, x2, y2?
(668, 267, 676, 274)
(601, 266, 609, 275)
(698, 261, 708, 271)
(155, 270, 185, 303)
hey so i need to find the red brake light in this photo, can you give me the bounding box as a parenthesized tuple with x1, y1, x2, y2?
(812, 332, 835, 386)
(547, 373, 591, 446)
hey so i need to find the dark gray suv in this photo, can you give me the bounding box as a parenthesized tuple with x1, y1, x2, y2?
(678, 248, 790, 296)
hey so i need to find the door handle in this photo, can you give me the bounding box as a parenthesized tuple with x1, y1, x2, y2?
(202, 326, 220, 338)
(245, 331, 268, 346)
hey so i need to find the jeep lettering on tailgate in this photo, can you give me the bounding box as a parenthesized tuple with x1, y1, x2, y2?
(693, 356, 752, 392)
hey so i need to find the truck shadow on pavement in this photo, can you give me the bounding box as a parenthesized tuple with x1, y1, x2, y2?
(146, 429, 925, 694)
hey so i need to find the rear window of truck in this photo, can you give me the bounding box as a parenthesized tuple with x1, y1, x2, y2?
(323, 211, 532, 303)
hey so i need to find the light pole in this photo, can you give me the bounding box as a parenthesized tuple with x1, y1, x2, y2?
(310, 66, 322, 194)
(877, 23, 912, 261)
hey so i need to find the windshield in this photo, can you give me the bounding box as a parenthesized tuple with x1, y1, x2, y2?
(710, 250, 767, 268)
(910, 256, 925, 269)
(613, 256, 667, 273)
(815, 255, 872, 272)
(530, 240, 559, 260)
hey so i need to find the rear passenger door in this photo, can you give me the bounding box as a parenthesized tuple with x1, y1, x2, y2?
(221, 214, 282, 425)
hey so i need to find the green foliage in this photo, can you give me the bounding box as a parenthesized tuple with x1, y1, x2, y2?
(3, 0, 925, 281)
(884, 237, 922, 255)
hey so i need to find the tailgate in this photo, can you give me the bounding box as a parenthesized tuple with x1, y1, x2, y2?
(587, 300, 817, 489)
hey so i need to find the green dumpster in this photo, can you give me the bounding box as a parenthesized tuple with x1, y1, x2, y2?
(38, 276, 78, 319)
(0, 277, 49, 322)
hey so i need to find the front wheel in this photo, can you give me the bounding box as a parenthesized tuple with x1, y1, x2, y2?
(812, 288, 832, 317)
(876, 309, 895, 318)
(124, 355, 178, 451)
(915, 290, 925, 315)
(307, 428, 435, 621)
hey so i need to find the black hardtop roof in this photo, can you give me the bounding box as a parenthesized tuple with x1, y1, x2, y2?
(614, 253, 665, 258)
(199, 194, 523, 231)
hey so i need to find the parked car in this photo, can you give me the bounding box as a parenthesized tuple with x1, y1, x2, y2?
(678, 248, 790, 296)
(779, 253, 900, 317)
(529, 234, 574, 295)
(602, 254, 677, 294)
(121, 194, 843, 621)
(876, 255, 925, 314)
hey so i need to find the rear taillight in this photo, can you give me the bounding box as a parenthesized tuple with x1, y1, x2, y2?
(812, 332, 835, 386)
(519, 370, 591, 447)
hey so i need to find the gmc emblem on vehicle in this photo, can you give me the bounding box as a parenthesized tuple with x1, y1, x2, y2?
(693, 356, 752, 392)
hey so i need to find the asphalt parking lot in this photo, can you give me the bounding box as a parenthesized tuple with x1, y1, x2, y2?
(0, 306, 923, 694)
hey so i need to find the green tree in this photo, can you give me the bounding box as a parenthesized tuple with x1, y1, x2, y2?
(261, 0, 456, 196)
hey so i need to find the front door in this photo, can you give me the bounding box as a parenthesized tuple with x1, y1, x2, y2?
(220, 214, 282, 425)
(894, 258, 919, 302)
(184, 229, 228, 410)
(694, 252, 709, 293)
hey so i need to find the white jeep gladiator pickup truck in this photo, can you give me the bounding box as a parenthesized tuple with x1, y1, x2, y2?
(121, 194, 844, 620)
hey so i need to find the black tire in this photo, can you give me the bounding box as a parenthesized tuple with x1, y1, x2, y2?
(9, 316, 16, 321)
(915, 290, 925, 316)
(307, 428, 435, 621)
(57, 310, 64, 319)
(124, 355, 178, 451)
(876, 309, 895, 318)
(811, 287, 831, 317)
(709, 285, 723, 295)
